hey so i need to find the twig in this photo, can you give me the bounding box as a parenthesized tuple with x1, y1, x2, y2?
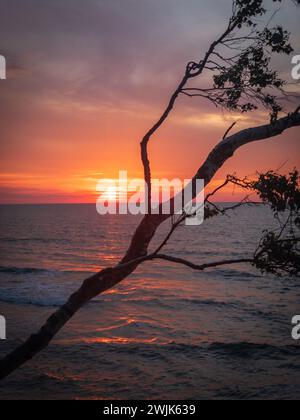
(223, 122, 237, 140)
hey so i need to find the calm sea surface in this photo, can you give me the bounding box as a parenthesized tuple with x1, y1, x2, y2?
(0, 204, 299, 400)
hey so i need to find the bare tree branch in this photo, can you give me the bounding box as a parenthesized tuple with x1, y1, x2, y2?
(140, 12, 242, 212)
(223, 122, 237, 140)
(152, 254, 254, 271)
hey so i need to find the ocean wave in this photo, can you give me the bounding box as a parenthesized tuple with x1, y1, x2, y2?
(0, 267, 85, 307)
(0, 289, 254, 311)
(208, 342, 300, 359)
(0, 266, 58, 275)
(0, 265, 92, 276)
(210, 269, 260, 280)
(51, 339, 300, 361)
(0, 294, 66, 307)
(0, 237, 69, 244)
(123, 296, 236, 311)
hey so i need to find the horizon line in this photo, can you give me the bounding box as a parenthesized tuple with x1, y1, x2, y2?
(0, 200, 261, 206)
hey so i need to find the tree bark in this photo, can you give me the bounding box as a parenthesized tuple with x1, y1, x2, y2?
(0, 112, 299, 380)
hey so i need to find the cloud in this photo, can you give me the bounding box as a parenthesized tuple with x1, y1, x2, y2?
(0, 0, 299, 203)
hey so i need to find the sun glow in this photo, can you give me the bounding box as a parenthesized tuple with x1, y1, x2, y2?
(104, 186, 118, 202)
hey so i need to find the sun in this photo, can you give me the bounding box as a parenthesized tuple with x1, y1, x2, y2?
(105, 186, 118, 201)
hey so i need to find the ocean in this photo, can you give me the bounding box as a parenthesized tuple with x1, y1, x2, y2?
(0, 204, 299, 400)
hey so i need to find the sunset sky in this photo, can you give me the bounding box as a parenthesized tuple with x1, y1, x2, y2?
(0, 0, 299, 204)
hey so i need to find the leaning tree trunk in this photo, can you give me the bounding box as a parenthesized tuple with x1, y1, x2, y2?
(0, 112, 299, 380)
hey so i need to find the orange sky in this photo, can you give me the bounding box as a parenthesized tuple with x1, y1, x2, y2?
(0, 0, 299, 204)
